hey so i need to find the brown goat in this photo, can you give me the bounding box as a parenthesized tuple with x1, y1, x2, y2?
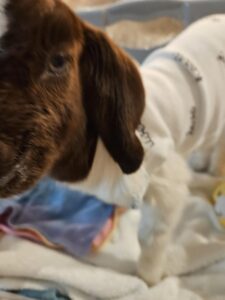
(0, 0, 145, 198)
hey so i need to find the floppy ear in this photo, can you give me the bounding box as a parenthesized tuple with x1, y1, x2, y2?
(79, 24, 145, 174)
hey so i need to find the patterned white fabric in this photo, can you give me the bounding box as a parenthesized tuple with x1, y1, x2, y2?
(140, 14, 225, 169)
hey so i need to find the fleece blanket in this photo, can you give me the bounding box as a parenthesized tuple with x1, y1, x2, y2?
(0, 190, 225, 300)
(0, 178, 116, 257)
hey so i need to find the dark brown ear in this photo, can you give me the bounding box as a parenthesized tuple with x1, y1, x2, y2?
(79, 24, 145, 174)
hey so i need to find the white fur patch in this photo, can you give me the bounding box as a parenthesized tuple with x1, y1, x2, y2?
(67, 139, 149, 208)
(0, 0, 8, 40)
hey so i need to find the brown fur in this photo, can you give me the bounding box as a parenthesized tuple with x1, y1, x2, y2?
(0, 0, 145, 198)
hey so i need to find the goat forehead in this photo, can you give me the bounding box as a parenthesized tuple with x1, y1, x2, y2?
(0, 0, 68, 41)
(0, 0, 8, 40)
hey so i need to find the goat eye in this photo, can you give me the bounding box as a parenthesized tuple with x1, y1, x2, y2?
(49, 54, 68, 73)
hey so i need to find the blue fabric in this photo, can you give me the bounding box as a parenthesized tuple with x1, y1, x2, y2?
(6, 289, 71, 300)
(0, 178, 115, 257)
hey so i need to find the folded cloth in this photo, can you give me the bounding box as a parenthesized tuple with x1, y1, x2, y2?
(0, 178, 117, 257)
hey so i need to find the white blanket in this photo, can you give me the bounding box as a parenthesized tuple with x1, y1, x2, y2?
(0, 193, 225, 300)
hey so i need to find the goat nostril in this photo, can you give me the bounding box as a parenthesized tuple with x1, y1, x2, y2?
(0, 141, 15, 174)
(0, 141, 12, 157)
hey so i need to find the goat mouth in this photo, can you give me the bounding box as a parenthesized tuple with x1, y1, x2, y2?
(0, 132, 31, 189)
(0, 159, 28, 189)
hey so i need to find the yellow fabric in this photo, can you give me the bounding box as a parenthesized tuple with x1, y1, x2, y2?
(212, 182, 225, 227)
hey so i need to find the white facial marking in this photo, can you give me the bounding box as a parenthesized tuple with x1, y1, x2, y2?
(0, 0, 8, 40)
